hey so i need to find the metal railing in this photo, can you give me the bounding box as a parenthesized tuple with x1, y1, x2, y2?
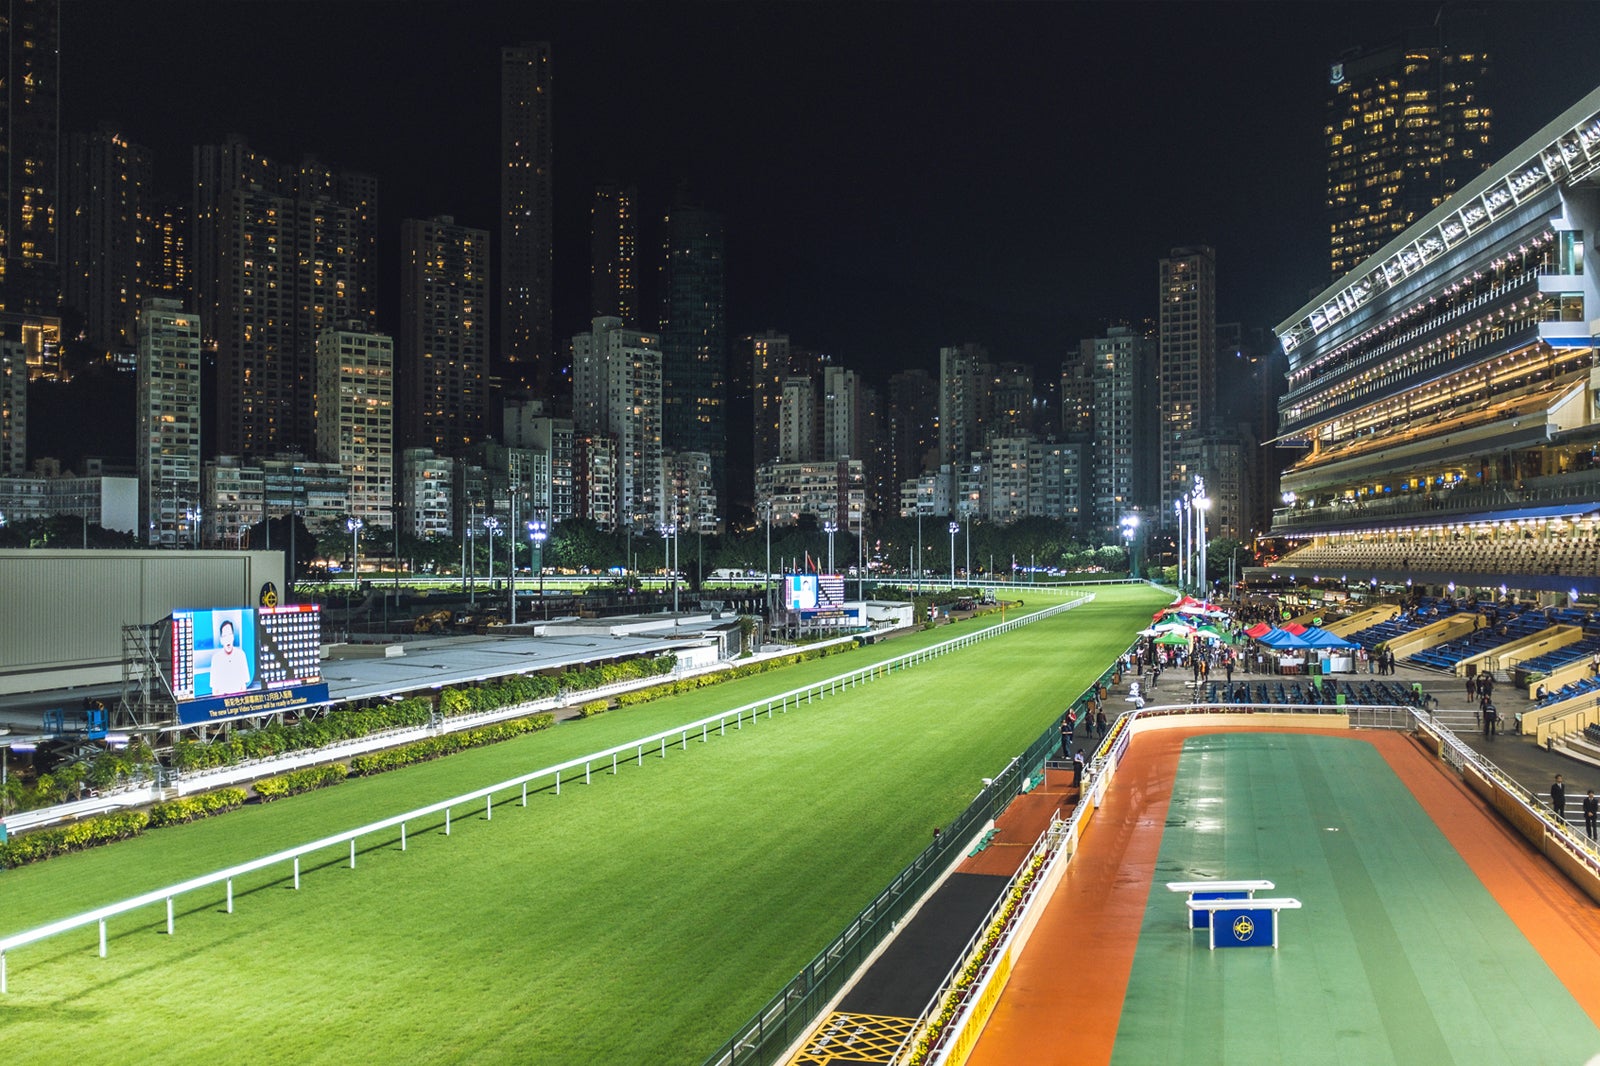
(0, 594, 1093, 996)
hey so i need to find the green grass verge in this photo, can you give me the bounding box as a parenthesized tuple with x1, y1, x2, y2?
(0, 584, 1168, 1065)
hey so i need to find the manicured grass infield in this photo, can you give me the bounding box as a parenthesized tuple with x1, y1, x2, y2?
(0, 585, 1169, 1065)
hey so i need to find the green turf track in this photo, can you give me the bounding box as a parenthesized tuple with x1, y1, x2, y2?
(1113, 733, 1600, 1065)
(0, 585, 1169, 1065)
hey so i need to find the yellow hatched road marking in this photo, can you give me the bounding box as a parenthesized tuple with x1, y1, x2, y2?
(789, 1011, 917, 1064)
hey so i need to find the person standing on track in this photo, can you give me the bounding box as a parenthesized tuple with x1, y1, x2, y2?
(1060, 715, 1074, 759)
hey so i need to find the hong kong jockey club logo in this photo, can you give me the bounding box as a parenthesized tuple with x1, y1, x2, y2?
(1232, 914, 1255, 941)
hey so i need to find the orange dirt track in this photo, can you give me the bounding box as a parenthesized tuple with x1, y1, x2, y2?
(966, 726, 1600, 1066)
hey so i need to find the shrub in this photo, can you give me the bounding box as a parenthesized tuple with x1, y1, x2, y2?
(253, 763, 348, 802)
(580, 700, 608, 717)
(147, 787, 248, 828)
(0, 811, 150, 869)
(348, 715, 553, 778)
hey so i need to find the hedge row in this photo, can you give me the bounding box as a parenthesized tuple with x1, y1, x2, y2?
(172, 697, 435, 772)
(254, 763, 349, 802)
(611, 643, 853, 708)
(348, 715, 554, 776)
(436, 656, 674, 717)
(147, 787, 248, 828)
(169, 653, 676, 773)
(0, 811, 149, 869)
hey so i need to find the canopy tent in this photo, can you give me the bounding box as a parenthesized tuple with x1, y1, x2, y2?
(1155, 631, 1193, 646)
(1281, 622, 1308, 635)
(1298, 626, 1359, 650)
(1254, 628, 1306, 648)
(1244, 622, 1273, 639)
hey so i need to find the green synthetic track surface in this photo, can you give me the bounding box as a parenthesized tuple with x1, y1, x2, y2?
(1114, 733, 1600, 1065)
(0, 584, 1169, 1065)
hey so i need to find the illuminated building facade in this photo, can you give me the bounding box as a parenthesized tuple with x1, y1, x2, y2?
(398, 216, 490, 453)
(1158, 246, 1215, 522)
(0, 0, 59, 317)
(1274, 84, 1600, 593)
(136, 298, 201, 545)
(315, 324, 393, 529)
(501, 42, 554, 392)
(590, 183, 637, 326)
(1327, 24, 1492, 281)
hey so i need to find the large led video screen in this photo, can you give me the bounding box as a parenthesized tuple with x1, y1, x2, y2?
(171, 604, 328, 724)
(783, 573, 848, 616)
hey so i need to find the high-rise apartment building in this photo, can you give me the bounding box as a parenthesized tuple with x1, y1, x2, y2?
(397, 448, 454, 540)
(316, 324, 393, 529)
(0, 0, 60, 317)
(1083, 326, 1158, 533)
(590, 183, 637, 326)
(501, 42, 554, 392)
(1326, 20, 1492, 279)
(0, 333, 25, 474)
(820, 366, 867, 462)
(1158, 246, 1216, 521)
(136, 298, 202, 545)
(62, 129, 151, 354)
(989, 363, 1034, 441)
(571, 316, 661, 528)
(398, 216, 490, 453)
(504, 396, 575, 523)
(748, 331, 790, 465)
(778, 376, 816, 464)
(659, 201, 727, 502)
(939, 343, 990, 486)
(886, 368, 937, 491)
(206, 150, 369, 458)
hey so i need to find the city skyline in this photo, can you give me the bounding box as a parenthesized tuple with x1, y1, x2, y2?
(56, 2, 1600, 376)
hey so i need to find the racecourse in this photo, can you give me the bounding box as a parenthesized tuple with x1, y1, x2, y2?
(0, 584, 1168, 1065)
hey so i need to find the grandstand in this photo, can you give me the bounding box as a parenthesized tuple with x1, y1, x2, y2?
(1267, 83, 1600, 599)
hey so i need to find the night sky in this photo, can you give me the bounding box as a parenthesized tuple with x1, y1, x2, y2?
(59, 1, 1600, 379)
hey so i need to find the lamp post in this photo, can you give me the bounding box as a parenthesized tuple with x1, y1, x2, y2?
(915, 500, 923, 594)
(1193, 478, 1211, 600)
(1120, 513, 1140, 580)
(484, 515, 501, 595)
(824, 518, 837, 575)
(948, 521, 959, 586)
(527, 518, 548, 619)
(1175, 498, 1186, 592)
(659, 520, 679, 618)
(761, 500, 773, 619)
(345, 516, 363, 614)
(962, 511, 970, 583)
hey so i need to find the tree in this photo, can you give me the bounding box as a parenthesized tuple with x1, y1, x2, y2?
(245, 514, 321, 586)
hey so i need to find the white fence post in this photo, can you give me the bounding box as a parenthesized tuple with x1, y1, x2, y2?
(165, 898, 173, 936)
(226, 879, 233, 914)
(349, 840, 356, 868)
(401, 822, 407, 850)
(445, 808, 451, 835)
(294, 857, 300, 890)
(98, 919, 106, 958)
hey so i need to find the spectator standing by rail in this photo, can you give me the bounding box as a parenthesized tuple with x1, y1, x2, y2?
(1583, 790, 1598, 840)
(1551, 774, 1567, 823)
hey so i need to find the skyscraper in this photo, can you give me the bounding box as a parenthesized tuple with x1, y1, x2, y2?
(938, 342, 990, 472)
(501, 42, 554, 393)
(1158, 246, 1216, 520)
(659, 200, 727, 506)
(136, 298, 201, 545)
(398, 216, 490, 454)
(62, 128, 152, 354)
(571, 315, 662, 529)
(0, 0, 59, 317)
(1083, 325, 1157, 533)
(316, 324, 393, 529)
(0, 330, 25, 474)
(1326, 19, 1492, 279)
(590, 183, 637, 326)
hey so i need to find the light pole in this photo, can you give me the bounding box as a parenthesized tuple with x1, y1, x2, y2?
(948, 521, 959, 586)
(659, 521, 679, 618)
(915, 501, 923, 594)
(762, 500, 773, 619)
(1121, 513, 1140, 580)
(1175, 497, 1188, 592)
(527, 518, 548, 619)
(963, 511, 971, 583)
(1196, 492, 1211, 600)
(345, 516, 363, 614)
(824, 518, 837, 574)
(483, 515, 501, 597)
